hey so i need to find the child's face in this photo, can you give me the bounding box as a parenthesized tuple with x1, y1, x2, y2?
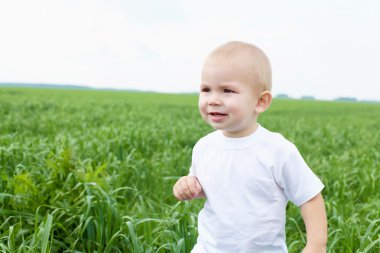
(199, 58, 261, 138)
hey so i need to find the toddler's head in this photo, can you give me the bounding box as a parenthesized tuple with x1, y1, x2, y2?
(199, 41, 272, 137)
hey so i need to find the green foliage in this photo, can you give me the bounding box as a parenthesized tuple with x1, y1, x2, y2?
(0, 88, 379, 252)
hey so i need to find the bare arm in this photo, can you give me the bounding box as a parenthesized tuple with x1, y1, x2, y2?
(301, 193, 327, 253)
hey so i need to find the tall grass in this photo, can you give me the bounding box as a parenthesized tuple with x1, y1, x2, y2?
(0, 88, 379, 252)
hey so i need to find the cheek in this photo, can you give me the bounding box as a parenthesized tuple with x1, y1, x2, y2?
(225, 99, 240, 112)
(228, 99, 252, 115)
(198, 96, 206, 111)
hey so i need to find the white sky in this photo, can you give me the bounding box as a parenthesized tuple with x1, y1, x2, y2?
(1, 0, 380, 100)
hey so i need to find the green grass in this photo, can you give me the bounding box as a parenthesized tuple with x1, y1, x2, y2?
(0, 87, 379, 252)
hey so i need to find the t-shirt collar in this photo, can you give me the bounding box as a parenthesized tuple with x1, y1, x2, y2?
(216, 124, 264, 149)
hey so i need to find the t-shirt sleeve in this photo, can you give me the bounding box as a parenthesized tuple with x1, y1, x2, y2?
(188, 139, 202, 176)
(189, 164, 196, 176)
(275, 144, 324, 207)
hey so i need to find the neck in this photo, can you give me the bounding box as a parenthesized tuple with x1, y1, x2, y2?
(222, 123, 258, 138)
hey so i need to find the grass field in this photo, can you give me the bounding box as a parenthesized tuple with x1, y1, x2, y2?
(0, 87, 379, 252)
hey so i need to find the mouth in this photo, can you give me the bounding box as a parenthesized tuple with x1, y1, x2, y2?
(209, 112, 228, 117)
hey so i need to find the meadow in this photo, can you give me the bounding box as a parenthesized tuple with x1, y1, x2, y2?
(0, 87, 379, 252)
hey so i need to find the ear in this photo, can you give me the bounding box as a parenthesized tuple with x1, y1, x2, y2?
(255, 91, 272, 113)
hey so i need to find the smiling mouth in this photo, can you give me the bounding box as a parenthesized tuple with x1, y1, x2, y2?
(209, 112, 227, 117)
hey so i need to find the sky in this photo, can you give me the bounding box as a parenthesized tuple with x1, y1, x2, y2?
(1, 0, 380, 100)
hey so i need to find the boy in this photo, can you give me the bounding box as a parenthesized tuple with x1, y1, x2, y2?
(173, 41, 327, 252)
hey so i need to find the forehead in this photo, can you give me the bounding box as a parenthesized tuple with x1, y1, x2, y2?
(201, 57, 256, 86)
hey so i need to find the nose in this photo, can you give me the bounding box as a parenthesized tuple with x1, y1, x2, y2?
(208, 92, 222, 106)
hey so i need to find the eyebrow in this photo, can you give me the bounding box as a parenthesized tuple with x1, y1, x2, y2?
(200, 82, 237, 87)
(219, 82, 237, 87)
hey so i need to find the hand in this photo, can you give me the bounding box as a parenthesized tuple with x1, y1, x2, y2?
(173, 176, 203, 200)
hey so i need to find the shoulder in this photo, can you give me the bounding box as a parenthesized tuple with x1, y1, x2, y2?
(191, 131, 220, 164)
(259, 126, 298, 156)
(256, 126, 304, 169)
(193, 130, 220, 151)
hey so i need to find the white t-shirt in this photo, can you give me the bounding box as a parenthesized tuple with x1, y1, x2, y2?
(189, 125, 324, 253)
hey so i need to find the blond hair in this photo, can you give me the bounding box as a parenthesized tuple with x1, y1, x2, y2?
(206, 41, 272, 91)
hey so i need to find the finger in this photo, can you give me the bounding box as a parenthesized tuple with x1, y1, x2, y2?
(186, 177, 198, 197)
(173, 185, 182, 200)
(173, 179, 186, 200)
(177, 185, 188, 200)
(181, 179, 194, 199)
(193, 180, 202, 196)
(175, 178, 190, 200)
(193, 178, 202, 193)
(188, 177, 203, 198)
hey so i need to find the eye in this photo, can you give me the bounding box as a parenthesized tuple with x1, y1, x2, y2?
(201, 87, 210, 92)
(224, 89, 235, 93)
